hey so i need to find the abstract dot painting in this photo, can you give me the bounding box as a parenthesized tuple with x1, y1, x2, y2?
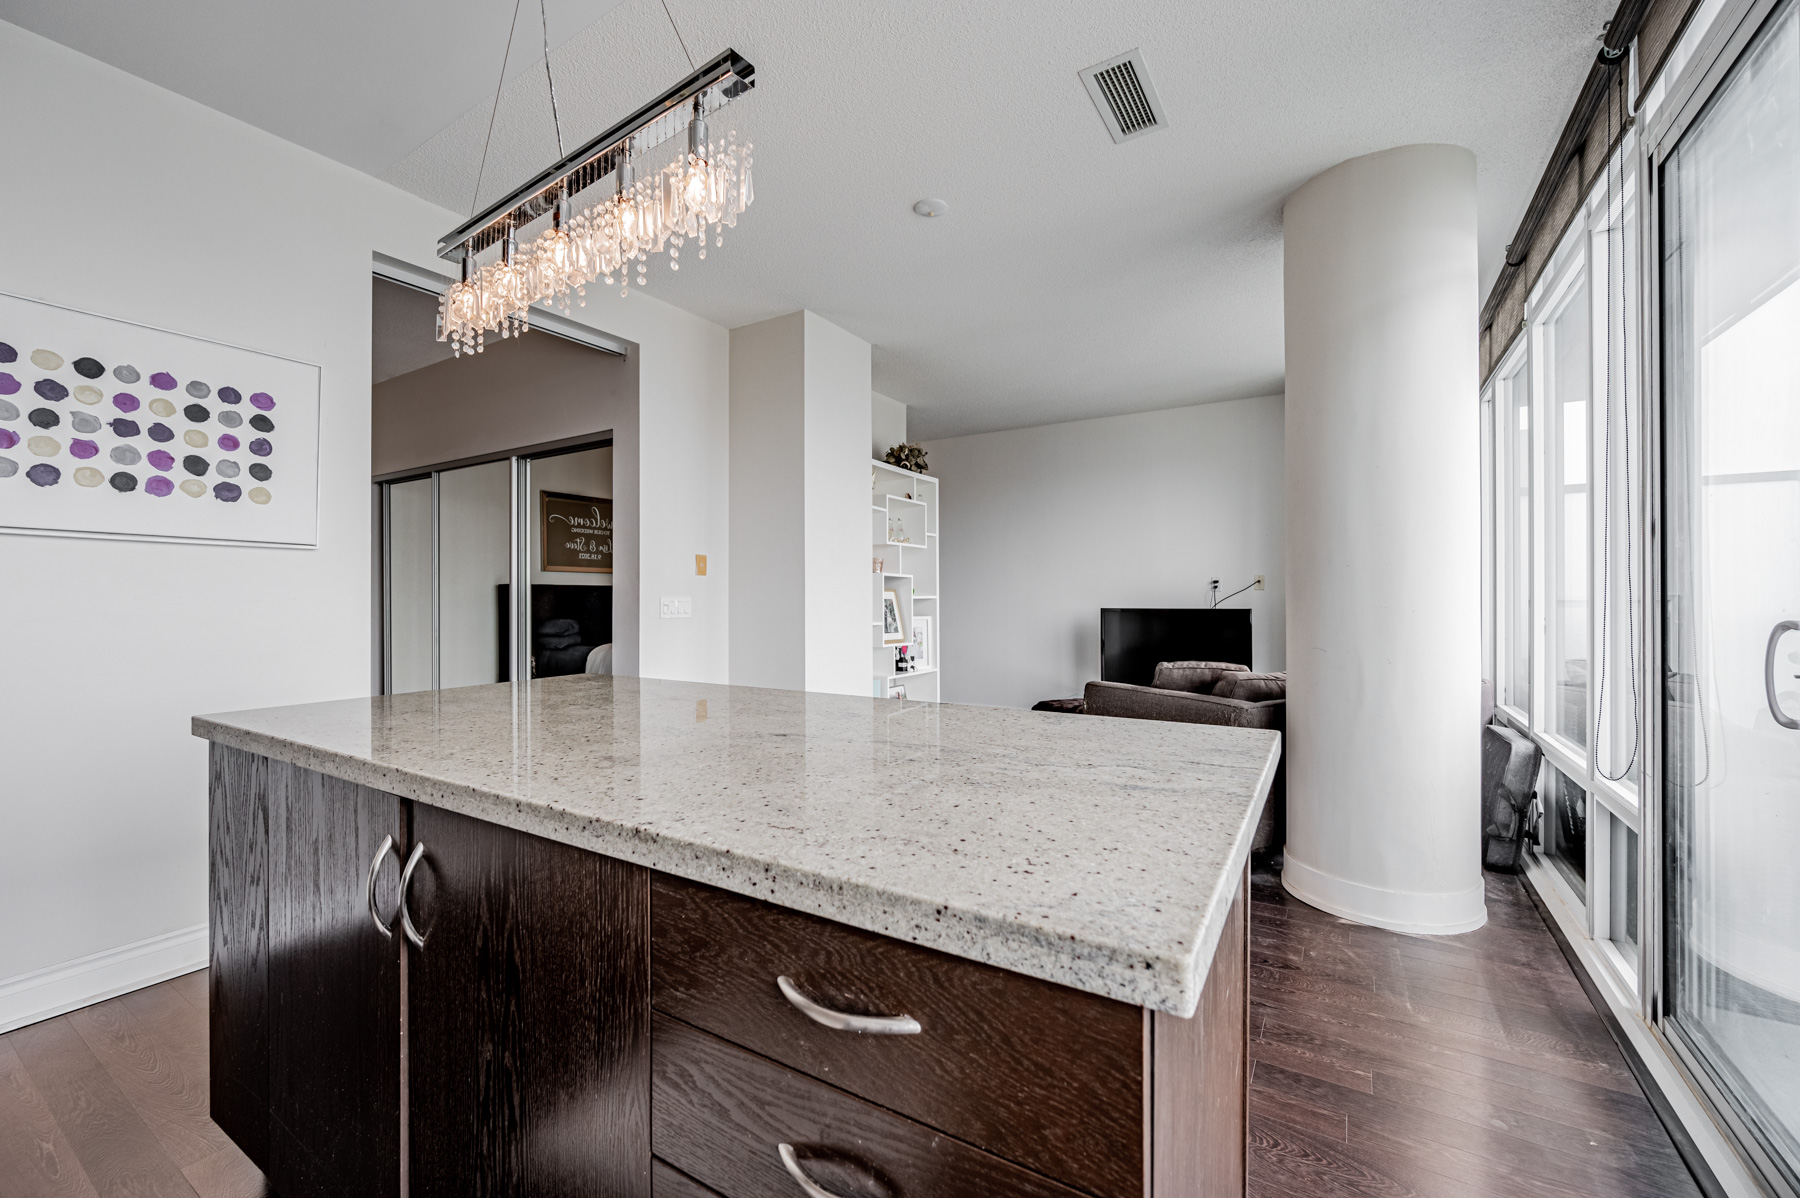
(0, 292, 316, 545)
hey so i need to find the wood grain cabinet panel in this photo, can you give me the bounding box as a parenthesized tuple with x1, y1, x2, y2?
(652, 875, 1145, 1198)
(652, 1013, 1093, 1198)
(407, 802, 651, 1198)
(208, 744, 270, 1172)
(265, 759, 405, 1198)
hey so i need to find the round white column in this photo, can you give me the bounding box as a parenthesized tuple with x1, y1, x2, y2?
(1281, 143, 1486, 934)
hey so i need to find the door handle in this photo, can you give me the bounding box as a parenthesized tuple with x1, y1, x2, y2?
(1766, 620, 1800, 730)
(365, 835, 400, 938)
(399, 842, 430, 949)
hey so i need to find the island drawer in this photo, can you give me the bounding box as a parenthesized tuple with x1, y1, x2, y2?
(653, 1012, 1093, 1198)
(650, 874, 1145, 1198)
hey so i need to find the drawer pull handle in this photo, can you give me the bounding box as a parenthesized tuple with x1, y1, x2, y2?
(778, 1143, 848, 1198)
(776, 975, 921, 1035)
(399, 842, 429, 950)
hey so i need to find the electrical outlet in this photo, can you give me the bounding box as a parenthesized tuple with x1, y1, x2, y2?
(660, 597, 693, 619)
(1254, 575, 1265, 590)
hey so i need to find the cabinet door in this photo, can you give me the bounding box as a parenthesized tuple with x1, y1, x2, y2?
(208, 744, 270, 1170)
(266, 759, 404, 1198)
(407, 803, 650, 1198)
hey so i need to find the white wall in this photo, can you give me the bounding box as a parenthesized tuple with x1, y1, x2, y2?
(872, 391, 907, 461)
(0, 18, 732, 1027)
(923, 396, 1286, 710)
(728, 311, 871, 695)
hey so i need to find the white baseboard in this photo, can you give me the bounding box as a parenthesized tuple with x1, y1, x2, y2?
(1282, 850, 1489, 935)
(0, 925, 208, 1034)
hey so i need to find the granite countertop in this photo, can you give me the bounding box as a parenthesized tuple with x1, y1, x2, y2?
(193, 676, 1279, 1017)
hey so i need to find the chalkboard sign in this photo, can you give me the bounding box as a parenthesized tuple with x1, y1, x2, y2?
(540, 491, 612, 573)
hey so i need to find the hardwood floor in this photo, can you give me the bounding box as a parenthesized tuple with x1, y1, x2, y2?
(1249, 867, 1703, 1198)
(0, 970, 268, 1198)
(0, 872, 1700, 1198)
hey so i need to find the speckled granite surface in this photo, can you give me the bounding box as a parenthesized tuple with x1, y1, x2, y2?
(194, 676, 1278, 1016)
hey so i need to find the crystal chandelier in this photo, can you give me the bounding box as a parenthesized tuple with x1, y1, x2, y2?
(436, 37, 756, 356)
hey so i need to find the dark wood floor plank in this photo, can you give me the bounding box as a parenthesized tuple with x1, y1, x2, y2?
(1247, 869, 1703, 1198)
(7, 1016, 200, 1198)
(0, 1038, 101, 1198)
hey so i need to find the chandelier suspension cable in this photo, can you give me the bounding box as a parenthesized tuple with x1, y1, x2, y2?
(659, 0, 698, 70)
(540, 0, 565, 158)
(473, 0, 528, 216)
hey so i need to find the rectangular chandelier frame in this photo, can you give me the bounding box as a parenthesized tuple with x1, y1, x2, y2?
(437, 47, 756, 261)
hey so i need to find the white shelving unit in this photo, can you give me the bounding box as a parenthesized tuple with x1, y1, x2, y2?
(870, 459, 940, 700)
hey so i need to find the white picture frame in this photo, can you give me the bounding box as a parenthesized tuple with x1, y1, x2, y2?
(910, 615, 932, 669)
(881, 589, 906, 645)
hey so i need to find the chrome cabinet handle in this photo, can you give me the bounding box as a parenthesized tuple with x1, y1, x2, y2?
(1766, 621, 1800, 730)
(776, 975, 921, 1035)
(778, 1143, 846, 1198)
(365, 834, 400, 938)
(399, 842, 429, 949)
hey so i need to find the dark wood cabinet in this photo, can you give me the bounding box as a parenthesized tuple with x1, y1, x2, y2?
(209, 748, 1249, 1198)
(266, 758, 405, 1198)
(407, 802, 650, 1198)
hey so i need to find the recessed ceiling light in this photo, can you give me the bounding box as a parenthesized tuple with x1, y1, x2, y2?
(913, 199, 948, 218)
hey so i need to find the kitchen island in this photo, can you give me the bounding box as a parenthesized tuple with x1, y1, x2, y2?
(195, 675, 1279, 1198)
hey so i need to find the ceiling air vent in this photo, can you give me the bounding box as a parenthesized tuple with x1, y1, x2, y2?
(1079, 49, 1167, 144)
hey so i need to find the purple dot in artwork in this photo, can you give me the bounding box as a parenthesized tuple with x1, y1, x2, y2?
(112, 392, 140, 412)
(249, 438, 272, 457)
(108, 418, 141, 438)
(213, 481, 241, 502)
(147, 423, 174, 443)
(0, 342, 15, 364)
(145, 475, 174, 497)
(0, 429, 17, 450)
(217, 433, 240, 452)
(26, 463, 60, 487)
(34, 379, 69, 402)
(218, 386, 241, 404)
(0, 373, 18, 395)
(149, 372, 177, 391)
(147, 449, 175, 472)
(69, 439, 99, 460)
(249, 392, 275, 411)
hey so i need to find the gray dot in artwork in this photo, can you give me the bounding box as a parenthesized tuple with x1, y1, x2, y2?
(72, 357, 105, 379)
(183, 403, 210, 423)
(216, 459, 240, 478)
(0, 399, 17, 421)
(0, 456, 15, 478)
(248, 463, 272, 482)
(113, 364, 140, 383)
(217, 410, 242, 428)
(186, 380, 211, 399)
(109, 472, 138, 492)
(110, 445, 142, 466)
(249, 414, 274, 433)
(183, 454, 209, 476)
(71, 412, 101, 433)
(28, 407, 60, 429)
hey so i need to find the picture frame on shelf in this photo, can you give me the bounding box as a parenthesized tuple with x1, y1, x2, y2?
(910, 616, 931, 670)
(888, 683, 907, 701)
(881, 589, 905, 645)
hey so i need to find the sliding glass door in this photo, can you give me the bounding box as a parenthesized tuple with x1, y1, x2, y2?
(1662, 0, 1800, 1183)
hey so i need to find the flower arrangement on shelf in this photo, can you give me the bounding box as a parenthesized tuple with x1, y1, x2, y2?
(883, 442, 929, 474)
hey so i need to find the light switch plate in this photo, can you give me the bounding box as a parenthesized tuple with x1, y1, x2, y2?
(660, 597, 693, 619)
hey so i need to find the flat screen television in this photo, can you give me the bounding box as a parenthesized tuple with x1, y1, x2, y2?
(1100, 608, 1252, 687)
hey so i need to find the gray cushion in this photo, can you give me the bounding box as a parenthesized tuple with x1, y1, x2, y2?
(1151, 660, 1249, 693)
(1213, 671, 1286, 702)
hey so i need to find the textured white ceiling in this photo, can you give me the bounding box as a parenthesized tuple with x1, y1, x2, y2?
(6, 0, 1613, 439)
(0, 0, 629, 175)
